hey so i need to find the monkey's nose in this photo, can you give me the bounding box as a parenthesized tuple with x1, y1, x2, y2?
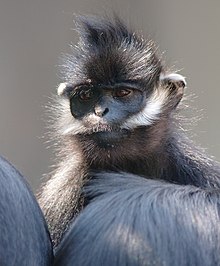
(95, 106, 109, 117)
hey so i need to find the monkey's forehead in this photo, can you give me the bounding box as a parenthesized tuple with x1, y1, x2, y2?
(62, 44, 163, 88)
(60, 15, 164, 87)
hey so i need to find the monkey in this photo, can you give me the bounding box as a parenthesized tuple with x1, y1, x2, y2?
(0, 156, 53, 265)
(38, 14, 220, 262)
(54, 172, 220, 266)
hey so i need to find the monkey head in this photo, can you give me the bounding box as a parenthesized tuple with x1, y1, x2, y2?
(55, 16, 186, 151)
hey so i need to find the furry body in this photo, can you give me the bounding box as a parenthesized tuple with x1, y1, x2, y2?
(0, 156, 53, 265)
(55, 173, 220, 266)
(38, 15, 220, 265)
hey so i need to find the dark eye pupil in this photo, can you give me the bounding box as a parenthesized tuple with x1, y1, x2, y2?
(79, 89, 93, 101)
(115, 89, 131, 98)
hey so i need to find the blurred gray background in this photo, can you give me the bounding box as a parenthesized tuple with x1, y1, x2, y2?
(0, 0, 220, 191)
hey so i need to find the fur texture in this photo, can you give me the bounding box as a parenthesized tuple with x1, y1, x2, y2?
(0, 156, 53, 265)
(39, 15, 220, 264)
(55, 173, 220, 266)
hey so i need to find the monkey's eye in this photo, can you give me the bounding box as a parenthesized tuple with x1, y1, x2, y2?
(114, 88, 133, 98)
(78, 89, 94, 101)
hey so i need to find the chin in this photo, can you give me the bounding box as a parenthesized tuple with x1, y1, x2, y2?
(91, 129, 131, 148)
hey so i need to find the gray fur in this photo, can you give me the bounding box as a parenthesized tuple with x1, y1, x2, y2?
(55, 173, 220, 266)
(0, 156, 53, 265)
(39, 15, 220, 266)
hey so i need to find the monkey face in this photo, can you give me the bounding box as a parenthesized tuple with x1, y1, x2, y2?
(70, 85, 145, 123)
(57, 83, 145, 143)
(56, 72, 185, 146)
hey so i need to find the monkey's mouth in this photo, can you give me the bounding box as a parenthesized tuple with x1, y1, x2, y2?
(91, 124, 115, 133)
(80, 123, 131, 147)
(91, 128, 131, 147)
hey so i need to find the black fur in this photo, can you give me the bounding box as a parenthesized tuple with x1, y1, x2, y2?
(0, 156, 53, 265)
(54, 173, 220, 266)
(39, 15, 220, 266)
(62, 15, 162, 88)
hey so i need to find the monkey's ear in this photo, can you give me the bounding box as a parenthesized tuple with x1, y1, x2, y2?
(57, 83, 70, 97)
(159, 73, 186, 109)
(159, 73, 186, 89)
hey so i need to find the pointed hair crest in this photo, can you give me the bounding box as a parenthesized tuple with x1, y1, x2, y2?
(62, 15, 163, 88)
(74, 15, 134, 50)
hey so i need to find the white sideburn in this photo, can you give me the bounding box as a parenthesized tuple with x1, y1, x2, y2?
(123, 72, 186, 129)
(122, 88, 169, 129)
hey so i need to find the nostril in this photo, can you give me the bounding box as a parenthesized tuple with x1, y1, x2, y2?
(95, 107, 109, 117)
(102, 108, 109, 116)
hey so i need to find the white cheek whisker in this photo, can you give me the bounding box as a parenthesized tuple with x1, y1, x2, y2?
(61, 125, 85, 135)
(61, 123, 88, 135)
(122, 88, 169, 129)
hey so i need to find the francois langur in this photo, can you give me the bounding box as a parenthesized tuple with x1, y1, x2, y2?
(39, 15, 220, 266)
(1, 14, 220, 266)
